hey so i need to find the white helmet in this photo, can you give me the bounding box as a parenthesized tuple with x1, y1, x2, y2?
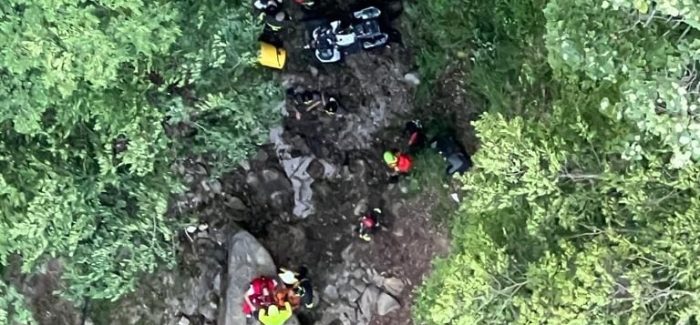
(279, 269, 298, 285)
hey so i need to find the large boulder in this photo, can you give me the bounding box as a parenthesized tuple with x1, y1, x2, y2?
(219, 230, 299, 325)
(376, 292, 400, 316)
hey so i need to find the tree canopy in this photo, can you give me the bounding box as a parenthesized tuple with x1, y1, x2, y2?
(0, 0, 279, 320)
(411, 0, 700, 323)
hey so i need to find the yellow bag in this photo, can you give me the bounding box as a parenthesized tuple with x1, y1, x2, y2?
(258, 42, 286, 69)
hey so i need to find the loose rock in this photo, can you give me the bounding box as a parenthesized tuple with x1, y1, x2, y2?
(403, 72, 421, 86)
(209, 179, 223, 194)
(382, 277, 405, 296)
(239, 160, 251, 171)
(213, 274, 221, 293)
(350, 278, 367, 294)
(269, 190, 288, 210)
(309, 66, 319, 77)
(353, 198, 368, 216)
(254, 149, 269, 162)
(323, 284, 340, 302)
(341, 244, 354, 262)
(245, 172, 260, 187)
(262, 168, 282, 182)
(358, 285, 380, 316)
(376, 292, 400, 316)
(224, 195, 247, 210)
(345, 286, 361, 303)
(199, 301, 217, 320)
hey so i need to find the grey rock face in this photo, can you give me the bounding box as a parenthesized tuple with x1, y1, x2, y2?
(221, 231, 287, 325)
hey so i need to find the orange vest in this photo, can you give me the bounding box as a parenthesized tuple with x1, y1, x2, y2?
(274, 288, 301, 309)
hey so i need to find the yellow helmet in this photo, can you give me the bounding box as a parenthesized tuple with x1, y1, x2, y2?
(383, 151, 397, 166)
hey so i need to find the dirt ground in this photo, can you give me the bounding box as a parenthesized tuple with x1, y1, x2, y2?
(196, 50, 455, 323)
(206, 146, 453, 325)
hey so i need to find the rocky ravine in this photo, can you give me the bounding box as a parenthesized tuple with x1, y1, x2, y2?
(25, 6, 459, 323)
(85, 46, 450, 325)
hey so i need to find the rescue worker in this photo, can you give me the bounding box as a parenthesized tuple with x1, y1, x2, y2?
(286, 89, 317, 107)
(404, 120, 426, 152)
(324, 96, 339, 115)
(287, 88, 339, 116)
(259, 8, 289, 32)
(258, 302, 293, 325)
(274, 286, 301, 310)
(296, 90, 321, 106)
(278, 266, 314, 308)
(383, 150, 413, 174)
(356, 208, 382, 241)
(243, 276, 278, 318)
(254, 0, 289, 33)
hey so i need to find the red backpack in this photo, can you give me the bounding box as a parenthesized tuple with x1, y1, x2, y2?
(396, 154, 413, 173)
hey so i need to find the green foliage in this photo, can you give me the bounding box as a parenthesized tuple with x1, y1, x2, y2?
(0, 0, 181, 135)
(410, 0, 700, 324)
(418, 111, 700, 324)
(546, 0, 700, 167)
(0, 0, 181, 301)
(397, 151, 459, 224)
(158, 0, 281, 174)
(0, 0, 280, 306)
(0, 281, 35, 325)
(401, 152, 447, 193)
(404, 0, 549, 114)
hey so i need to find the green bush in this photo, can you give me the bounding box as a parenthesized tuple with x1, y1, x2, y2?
(404, 0, 549, 114)
(0, 281, 34, 325)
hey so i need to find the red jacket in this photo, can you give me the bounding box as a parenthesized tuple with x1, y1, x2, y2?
(243, 277, 278, 314)
(395, 153, 412, 173)
(361, 215, 376, 229)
